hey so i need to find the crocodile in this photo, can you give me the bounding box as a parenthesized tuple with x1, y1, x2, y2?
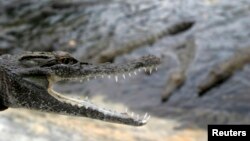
(197, 46, 250, 96)
(94, 21, 195, 63)
(1, 0, 250, 103)
(0, 51, 160, 126)
(161, 42, 250, 101)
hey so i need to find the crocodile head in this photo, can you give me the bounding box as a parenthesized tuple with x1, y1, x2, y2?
(0, 51, 160, 126)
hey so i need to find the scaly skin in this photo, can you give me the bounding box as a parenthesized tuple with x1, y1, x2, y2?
(0, 51, 160, 126)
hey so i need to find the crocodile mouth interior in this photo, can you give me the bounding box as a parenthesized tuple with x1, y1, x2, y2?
(47, 65, 158, 124)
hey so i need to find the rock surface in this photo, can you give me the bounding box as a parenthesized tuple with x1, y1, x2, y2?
(0, 97, 206, 141)
(1, 0, 250, 140)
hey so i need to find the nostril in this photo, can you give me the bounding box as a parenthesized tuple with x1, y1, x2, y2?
(0, 104, 8, 111)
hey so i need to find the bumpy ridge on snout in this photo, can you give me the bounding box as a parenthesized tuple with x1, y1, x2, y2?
(49, 55, 160, 82)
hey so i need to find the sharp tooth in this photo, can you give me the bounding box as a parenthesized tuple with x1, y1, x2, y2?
(108, 75, 111, 79)
(144, 113, 148, 119)
(115, 76, 118, 82)
(155, 67, 158, 71)
(138, 68, 141, 72)
(134, 71, 137, 75)
(85, 96, 88, 101)
(123, 74, 126, 79)
(129, 73, 132, 77)
(143, 67, 147, 72)
(149, 68, 152, 74)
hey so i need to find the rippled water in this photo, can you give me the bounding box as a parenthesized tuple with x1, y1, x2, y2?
(1, 0, 250, 140)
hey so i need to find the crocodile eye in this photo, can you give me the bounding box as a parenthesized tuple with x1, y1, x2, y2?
(60, 57, 78, 64)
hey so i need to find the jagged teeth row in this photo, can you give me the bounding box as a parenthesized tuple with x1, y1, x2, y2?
(63, 96, 150, 123)
(83, 66, 158, 83)
(68, 66, 158, 82)
(125, 108, 151, 123)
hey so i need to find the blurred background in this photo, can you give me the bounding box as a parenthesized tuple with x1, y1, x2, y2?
(1, 0, 250, 140)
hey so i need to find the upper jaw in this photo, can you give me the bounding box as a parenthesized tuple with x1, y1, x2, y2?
(48, 55, 160, 82)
